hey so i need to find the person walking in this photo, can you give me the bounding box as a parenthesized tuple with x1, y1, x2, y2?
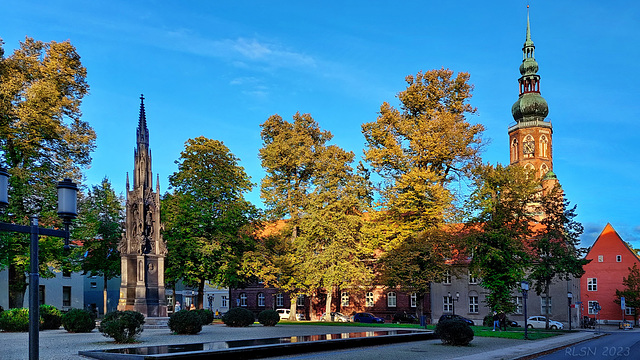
(174, 301, 181, 312)
(493, 312, 500, 331)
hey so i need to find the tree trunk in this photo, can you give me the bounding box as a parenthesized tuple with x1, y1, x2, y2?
(198, 279, 205, 310)
(103, 274, 108, 316)
(8, 264, 27, 309)
(544, 281, 551, 329)
(325, 287, 333, 321)
(289, 294, 298, 321)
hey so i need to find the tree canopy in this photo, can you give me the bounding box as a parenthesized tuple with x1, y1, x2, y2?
(0, 37, 95, 308)
(162, 136, 258, 308)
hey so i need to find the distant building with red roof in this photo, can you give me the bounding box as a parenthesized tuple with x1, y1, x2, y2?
(581, 223, 640, 324)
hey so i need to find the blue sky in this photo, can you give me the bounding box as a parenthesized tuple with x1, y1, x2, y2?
(2, 1, 638, 248)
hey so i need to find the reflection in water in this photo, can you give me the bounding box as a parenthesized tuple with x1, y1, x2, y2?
(101, 329, 421, 356)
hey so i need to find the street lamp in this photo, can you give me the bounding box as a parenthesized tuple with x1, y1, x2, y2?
(447, 291, 460, 315)
(568, 292, 573, 330)
(0, 168, 78, 360)
(521, 281, 529, 340)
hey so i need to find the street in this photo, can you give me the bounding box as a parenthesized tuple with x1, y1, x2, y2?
(536, 331, 640, 360)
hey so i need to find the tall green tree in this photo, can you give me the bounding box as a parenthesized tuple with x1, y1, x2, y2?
(162, 136, 258, 309)
(466, 164, 538, 313)
(615, 263, 640, 326)
(73, 177, 124, 315)
(248, 112, 373, 319)
(529, 182, 589, 328)
(361, 68, 484, 293)
(0, 37, 95, 308)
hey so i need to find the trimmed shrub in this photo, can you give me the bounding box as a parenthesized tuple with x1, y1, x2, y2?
(436, 319, 474, 346)
(99, 310, 145, 343)
(62, 308, 96, 333)
(168, 310, 203, 334)
(222, 307, 254, 327)
(194, 309, 214, 325)
(0, 308, 30, 332)
(40, 304, 62, 330)
(257, 310, 280, 326)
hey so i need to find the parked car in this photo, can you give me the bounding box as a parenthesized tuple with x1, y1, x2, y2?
(393, 312, 419, 324)
(353, 312, 385, 323)
(276, 308, 291, 320)
(320, 312, 350, 322)
(526, 316, 564, 330)
(439, 314, 475, 326)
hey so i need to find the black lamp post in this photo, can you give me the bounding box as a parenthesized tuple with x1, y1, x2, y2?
(0, 168, 78, 360)
(521, 280, 529, 340)
(447, 291, 460, 315)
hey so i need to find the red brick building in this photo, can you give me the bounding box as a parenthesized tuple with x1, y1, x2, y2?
(229, 285, 430, 322)
(581, 224, 640, 324)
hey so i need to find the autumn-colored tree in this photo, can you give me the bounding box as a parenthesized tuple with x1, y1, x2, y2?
(0, 37, 95, 308)
(616, 263, 640, 326)
(73, 178, 124, 315)
(162, 136, 258, 309)
(362, 68, 484, 294)
(247, 112, 373, 319)
(466, 164, 538, 313)
(529, 182, 589, 328)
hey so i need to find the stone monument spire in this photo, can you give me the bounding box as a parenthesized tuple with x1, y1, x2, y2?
(118, 95, 167, 317)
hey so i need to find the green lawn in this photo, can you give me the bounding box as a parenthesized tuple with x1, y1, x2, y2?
(277, 320, 569, 340)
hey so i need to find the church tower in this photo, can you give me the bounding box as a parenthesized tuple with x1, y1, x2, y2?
(117, 95, 167, 317)
(508, 7, 555, 182)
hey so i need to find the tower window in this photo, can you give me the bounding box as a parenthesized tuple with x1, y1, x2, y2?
(540, 135, 549, 158)
(523, 135, 535, 158)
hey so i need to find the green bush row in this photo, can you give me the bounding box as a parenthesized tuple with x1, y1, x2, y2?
(0, 305, 66, 331)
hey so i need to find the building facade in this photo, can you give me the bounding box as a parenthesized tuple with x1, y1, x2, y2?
(581, 224, 640, 324)
(230, 285, 429, 322)
(0, 269, 84, 311)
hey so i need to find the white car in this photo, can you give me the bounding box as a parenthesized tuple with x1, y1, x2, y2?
(276, 308, 291, 320)
(527, 316, 564, 330)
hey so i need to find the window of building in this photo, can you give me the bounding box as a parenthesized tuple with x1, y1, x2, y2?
(62, 286, 71, 307)
(443, 296, 453, 313)
(587, 278, 597, 291)
(514, 296, 523, 314)
(468, 271, 478, 284)
(366, 292, 374, 307)
(341, 292, 349, 307)
(90, 282, 97, 289)
(410, 293, 417, 308)
(469, 296, 479, 313)
(541, 297, 552, 315)
(240, 293, 247, 307)
(617, 255, 622, 262)
(540, 135, 549, 158)
(625, 307, 634, 316)
(297, 294, 305, 307)
(221, 295, 228, 308)
(39, 285, 45, 306)
(598, 255, 603, 262)
(387, 292, 397, 307)
(63, 269, 71, 278)
(588, 301, 599, 315)
(257, 293, 265, 307)
(276, 293, 284, 307)
(443, 270, 451, 285)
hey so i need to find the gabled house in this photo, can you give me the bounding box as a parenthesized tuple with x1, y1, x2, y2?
(581, 223, 640, 324)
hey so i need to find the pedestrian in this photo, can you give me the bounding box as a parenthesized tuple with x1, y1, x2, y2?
(499, 312, 507, 331)
(189, 303, 195, 310)
(174, 301, 181, 312)
(493, 312, 500, 331)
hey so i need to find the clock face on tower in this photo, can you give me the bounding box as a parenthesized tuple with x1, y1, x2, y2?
(523, 140, 535, 155)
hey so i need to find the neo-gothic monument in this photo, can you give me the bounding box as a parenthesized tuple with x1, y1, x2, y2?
(117, 95, 167, 317)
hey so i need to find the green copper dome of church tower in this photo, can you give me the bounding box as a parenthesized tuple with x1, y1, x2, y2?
(511, 8, 549, 122)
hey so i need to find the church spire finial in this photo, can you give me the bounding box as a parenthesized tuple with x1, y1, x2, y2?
(526, 5, 531, 42)
(137, 94, 149, 148)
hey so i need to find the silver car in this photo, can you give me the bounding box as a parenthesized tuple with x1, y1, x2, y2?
(526, 316, 564, 329)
